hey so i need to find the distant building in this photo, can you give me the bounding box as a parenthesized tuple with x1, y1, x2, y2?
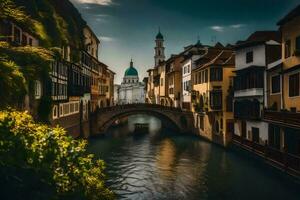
(115, 59, 145, 104)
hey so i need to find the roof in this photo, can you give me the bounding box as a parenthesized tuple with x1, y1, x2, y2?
(235, 31, 281, 49)
(125, 66, 138, 76)
(194, 48, 235, 71)
(125, 59, 138, 76)
(156, 30, 164, 40)
(277, 4, 300, 25)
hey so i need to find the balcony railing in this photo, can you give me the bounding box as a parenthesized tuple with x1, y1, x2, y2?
(263, 110, 300, 128)
(234, 100, 261, 120)
(232, 134, 300, 176)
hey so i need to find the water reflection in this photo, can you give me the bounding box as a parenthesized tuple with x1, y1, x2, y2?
(88, 114, 300, 200)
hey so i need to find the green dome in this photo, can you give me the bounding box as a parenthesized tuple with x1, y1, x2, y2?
(125, 66, 138, 76)
(125, 59, 138, 76)
(156, 31, 164, 40)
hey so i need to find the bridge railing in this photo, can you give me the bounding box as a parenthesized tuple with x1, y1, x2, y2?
(96, 103, 186, 113)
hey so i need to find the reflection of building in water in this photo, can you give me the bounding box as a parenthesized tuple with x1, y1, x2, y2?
(155, 138, 212, 195)
(156, 139, 176, 178)
(115, 59, 145, 104)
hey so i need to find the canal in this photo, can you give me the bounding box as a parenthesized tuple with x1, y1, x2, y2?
(88, 114, 300, 200)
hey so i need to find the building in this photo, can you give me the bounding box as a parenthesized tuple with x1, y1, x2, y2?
(181, 41, 206, 110)
(115, 59, 145, 104)
(233, 31, 281, 145)
(1, 18, 115, 138)
(146, 30, 166, 104)
(165, 54, 184, 107)
(192, 44, 235, 146)
(154, 29, 165, 67)
(263, 5, 300, 156)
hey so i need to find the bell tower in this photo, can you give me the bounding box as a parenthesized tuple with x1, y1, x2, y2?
(154, 28, 165, 67)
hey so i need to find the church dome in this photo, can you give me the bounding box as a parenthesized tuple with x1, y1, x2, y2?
(125, 59, 138, 76)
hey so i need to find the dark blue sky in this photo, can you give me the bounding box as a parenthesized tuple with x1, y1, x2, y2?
(70, 0, 299, 83)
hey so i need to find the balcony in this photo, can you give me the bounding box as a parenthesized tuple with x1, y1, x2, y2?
(234, 66, 264, 93)
(263, 110, 300, 129)
(234, 88, 263, 98)
(234, 99, 261, 120)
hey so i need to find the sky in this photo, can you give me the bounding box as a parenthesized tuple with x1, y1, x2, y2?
(70, 0, 299, 84)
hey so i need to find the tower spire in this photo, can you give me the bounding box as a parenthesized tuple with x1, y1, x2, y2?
(130, 58, 133, 68)
(154, 28, 165, 67)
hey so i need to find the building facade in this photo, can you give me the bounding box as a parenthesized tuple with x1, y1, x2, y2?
(233, 31, 281, 145)
(263, 6, 300, 156)
(193, 45, 235, 146)
(1, 19, 115, 138)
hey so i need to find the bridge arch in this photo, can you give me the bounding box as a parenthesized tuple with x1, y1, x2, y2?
(91, 104, 194, 135)
(100, 109, 182, 133)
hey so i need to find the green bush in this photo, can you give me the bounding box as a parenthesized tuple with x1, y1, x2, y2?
(0, 110, 114, 200)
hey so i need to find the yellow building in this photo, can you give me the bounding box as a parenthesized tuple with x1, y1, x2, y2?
(106, 68, 115, 106)
(192, 46, 235, 146)
(264, 5, 300, 156)
(165, 55, 184, 107)
(146, 68, 157, 104)
(158, 62, 168, 105)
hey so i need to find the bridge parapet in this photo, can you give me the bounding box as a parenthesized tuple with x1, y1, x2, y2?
(91, 103, 194, 135)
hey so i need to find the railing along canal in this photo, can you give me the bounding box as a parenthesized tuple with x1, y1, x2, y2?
(232, 134, 300, 176)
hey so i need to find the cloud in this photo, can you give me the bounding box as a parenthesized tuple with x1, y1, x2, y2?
(230, 24, 246, 28)
(210, 26, 224, 32)
(99, 36, 115, 42)
(73, 0, 113, 5)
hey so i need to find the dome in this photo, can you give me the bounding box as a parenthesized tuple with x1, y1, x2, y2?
(124, 59, 138, 76)
(156, 31, 164, 40)
(125, 66, 138, 76)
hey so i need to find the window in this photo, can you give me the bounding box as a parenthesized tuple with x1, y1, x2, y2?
(161, 78, 164, 86)
(227, 122, 234, 134)
(271, 75, 281, 94)
(35, 80, 42, 99)
(296, 36, 300, 51)
(252, 127, 259, 143)
(289, 73, 300, 97)
(28, 37, 33, 46)
(13, 26, 21, 44)
(210, 90, 222, 110)
(285, 40, 291, 58)
(214, 120, 220, 134)
(246, 51, 253, 63)
(200, 116, 204, 130)
(220, 118, 223, 130)
(210, 68, 223, 81)
(52, 106, 58, 119)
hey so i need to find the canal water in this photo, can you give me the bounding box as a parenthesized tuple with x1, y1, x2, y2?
(88, 115, 300, 200)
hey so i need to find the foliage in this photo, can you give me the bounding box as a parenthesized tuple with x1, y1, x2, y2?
(0, 111, 114, 200)
(0, 42, 54, 109)
(0, 0, 31, 23)
(0, 60, 26, 108)
(11, 0, 87, 58)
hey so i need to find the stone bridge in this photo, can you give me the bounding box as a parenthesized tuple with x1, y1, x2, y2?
(90, 104, 194, 135)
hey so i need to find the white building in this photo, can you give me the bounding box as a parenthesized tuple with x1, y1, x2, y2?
(115, 59, 145, 104)
(233, 31, 281, 144)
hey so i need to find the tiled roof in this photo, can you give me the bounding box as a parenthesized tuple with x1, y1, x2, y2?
(235, 31, 281, 49)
